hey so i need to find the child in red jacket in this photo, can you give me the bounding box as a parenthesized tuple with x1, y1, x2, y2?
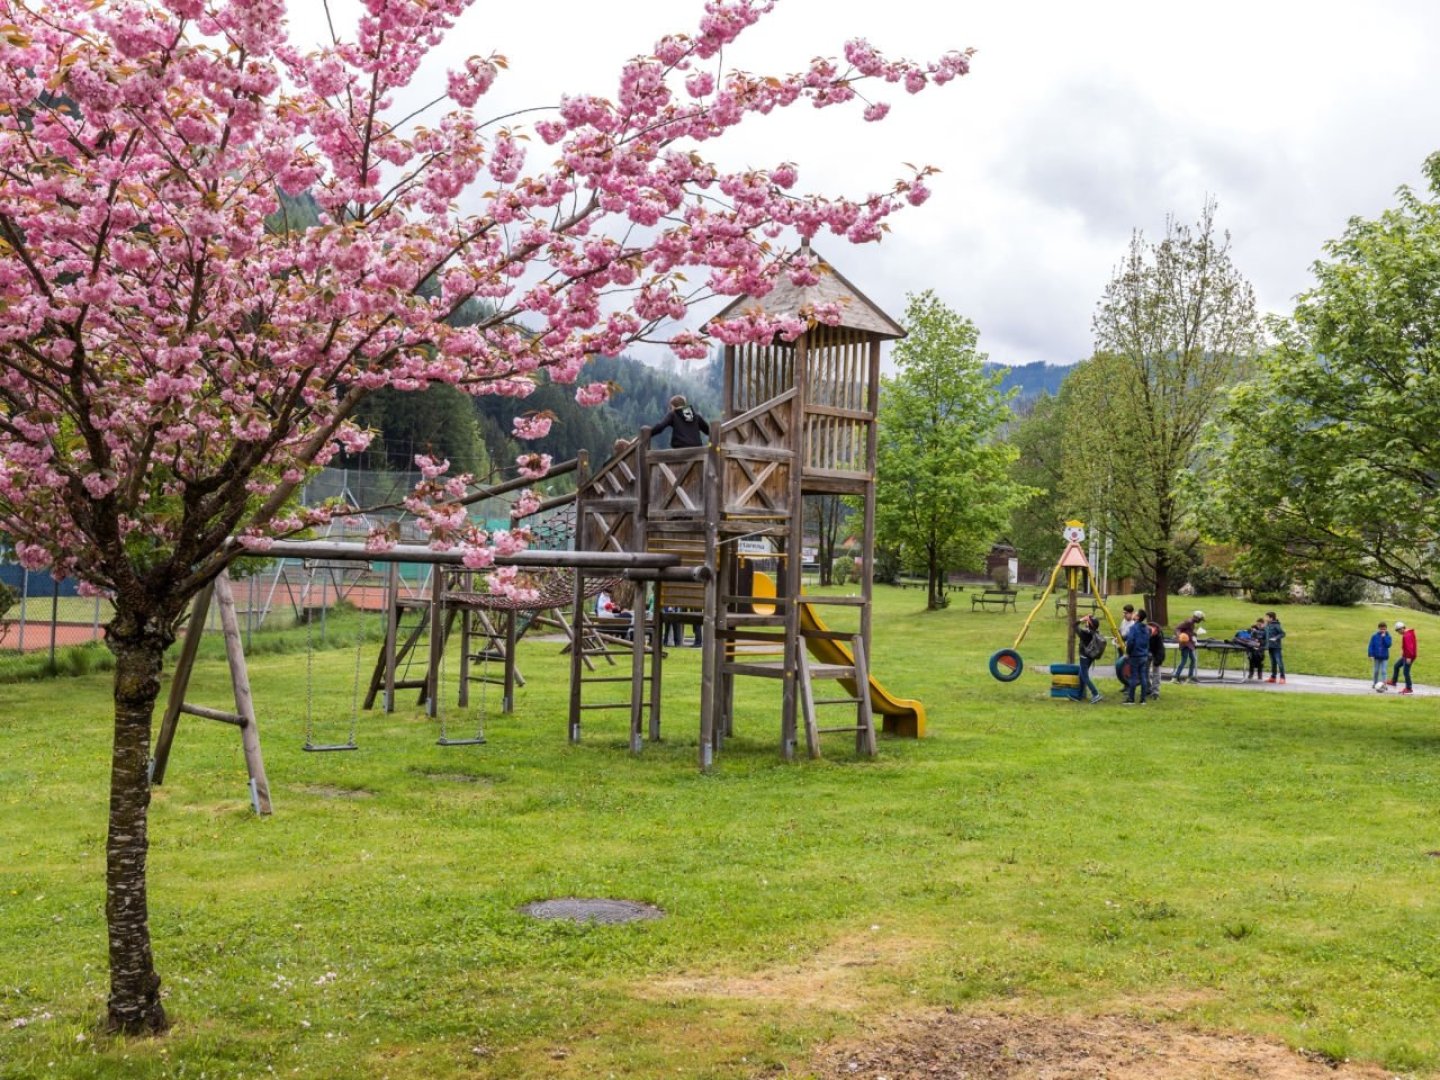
(1389, 621, 1418, 694)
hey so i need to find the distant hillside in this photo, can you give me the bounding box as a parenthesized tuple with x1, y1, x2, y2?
(984, 361, 1072, 403)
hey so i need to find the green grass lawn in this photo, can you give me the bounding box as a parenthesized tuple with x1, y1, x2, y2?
(1, 588, 1438, 1078)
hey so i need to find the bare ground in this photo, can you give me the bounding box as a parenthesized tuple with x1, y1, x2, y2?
(811, 1010, 1407, 1080)
(640, 935, 1411, 1080)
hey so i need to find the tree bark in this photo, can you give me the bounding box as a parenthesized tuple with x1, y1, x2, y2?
(105, 629, 170, 1035)
(927, 544, 943, 611)
(1152, 555, 1171, 627)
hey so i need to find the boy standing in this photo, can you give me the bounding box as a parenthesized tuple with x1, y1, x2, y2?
(1123, 608, 1152, 704)
(1368, 622, 1392, 690)
(1264, 611, 1287, 683)
(1390, 621, 1417, 695)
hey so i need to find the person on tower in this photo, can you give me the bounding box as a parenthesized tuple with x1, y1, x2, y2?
(651, 394, 710, 449)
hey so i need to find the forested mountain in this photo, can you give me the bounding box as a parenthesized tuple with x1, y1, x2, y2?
(984, 360, 1072, 403)
(471, 353, 720, 472)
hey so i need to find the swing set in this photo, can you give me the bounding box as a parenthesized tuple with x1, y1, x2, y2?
(987, 526, 1123, 684)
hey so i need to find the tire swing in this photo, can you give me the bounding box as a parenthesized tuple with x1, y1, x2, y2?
(989, 649, 1024, 682)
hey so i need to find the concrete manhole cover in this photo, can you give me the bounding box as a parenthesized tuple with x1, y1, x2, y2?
(521, 898, 665, 925)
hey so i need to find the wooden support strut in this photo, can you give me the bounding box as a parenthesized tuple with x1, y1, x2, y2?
(151, 571, 273, 815)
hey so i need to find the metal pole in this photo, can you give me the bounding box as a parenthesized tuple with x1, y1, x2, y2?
(49, 576, 59, 669)
(17, 568, 27, 652)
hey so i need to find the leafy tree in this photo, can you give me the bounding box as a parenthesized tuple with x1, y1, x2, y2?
(1068, 201, 1259, 624)
(0, 0, 969, 1032)
(1211, 157, 1440, 612)
(1006, 392, 1070, 572)
(805, 493, 852, 586)
(875, 291, 1033, 609)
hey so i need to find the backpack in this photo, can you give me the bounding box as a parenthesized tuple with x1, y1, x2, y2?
(1149, 626, 1166, 663)
(1081, 629, 1106, 660)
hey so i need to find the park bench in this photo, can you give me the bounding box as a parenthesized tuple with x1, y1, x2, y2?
(971, 589, 1017, 612)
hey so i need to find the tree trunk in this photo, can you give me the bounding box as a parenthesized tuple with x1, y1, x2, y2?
(105, 629, 170, 1035)
(927, 545, 943, 611)
(1151, 555, 1171, 627)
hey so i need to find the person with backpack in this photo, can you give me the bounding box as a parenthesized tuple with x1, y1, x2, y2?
(1123, 608, 1152, 704)
(1147, 617, 1167, 698)
(1172, 610, 1203, 683)
(1388, 621, 1417, 694)
(650, 394, 710, 449)
(1076, 614, 1105, 703)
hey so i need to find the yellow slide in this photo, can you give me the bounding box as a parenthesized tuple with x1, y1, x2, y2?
(752, 572, 926, 737)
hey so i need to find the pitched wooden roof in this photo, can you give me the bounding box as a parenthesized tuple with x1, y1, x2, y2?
(711, 247, 906, 340)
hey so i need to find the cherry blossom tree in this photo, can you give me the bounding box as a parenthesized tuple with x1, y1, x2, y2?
(0, 0, 970, 1033)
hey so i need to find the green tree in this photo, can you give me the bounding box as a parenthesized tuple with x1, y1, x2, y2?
(1210, 156, 1440, 611)
(1071, 201, 1259, 624)
(1006, 391, 1070, 572)
(876, 291, 1034, 610)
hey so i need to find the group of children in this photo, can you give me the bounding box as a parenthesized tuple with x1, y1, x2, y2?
(1231, 614, 1288, 682)
(1074, 605, 1292, 704)
(1367, 620, 1418, 693)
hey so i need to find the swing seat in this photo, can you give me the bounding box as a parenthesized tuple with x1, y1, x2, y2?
(303, 742, 359, 753)
(436, 735, 487, 747)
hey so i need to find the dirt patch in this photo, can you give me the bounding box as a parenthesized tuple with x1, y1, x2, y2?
(300, 784, 374, 799)
(812, 1010, 1400, 1080)
(409, 766, 499, 785)
(640, 932, 928, 1013)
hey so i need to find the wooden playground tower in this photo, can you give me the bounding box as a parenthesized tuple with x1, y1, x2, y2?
(151, 252, 921, 811)
(564, 250, 911, 768)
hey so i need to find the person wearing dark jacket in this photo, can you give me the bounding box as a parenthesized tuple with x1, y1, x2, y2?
(651, 394, 710, 449)
(1076, 615, 1104, 703)
(1123, 609, 1152, 704)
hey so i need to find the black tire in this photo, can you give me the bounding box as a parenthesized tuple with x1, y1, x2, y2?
(1115, 657, 1132, 686)
(989, 649, 1024, 682)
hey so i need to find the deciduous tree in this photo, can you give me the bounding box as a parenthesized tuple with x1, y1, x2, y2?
(875, 291, 1030, 609)
(1071, 201, 1259, 624)
(1210, 157, 1440, 611)
(0, 0, 970, 1032)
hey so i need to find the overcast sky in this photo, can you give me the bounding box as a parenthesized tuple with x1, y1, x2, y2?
(297, 1, 1440, 368)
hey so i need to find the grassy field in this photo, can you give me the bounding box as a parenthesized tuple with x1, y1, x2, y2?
(1, 588, 1437, 1078)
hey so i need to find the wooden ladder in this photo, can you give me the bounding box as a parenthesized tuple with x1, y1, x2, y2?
(797, 630, 877, 760)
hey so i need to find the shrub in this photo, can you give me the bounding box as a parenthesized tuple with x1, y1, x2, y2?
(1309, 573, 1367, 607)
(990, 564, 1013, 590)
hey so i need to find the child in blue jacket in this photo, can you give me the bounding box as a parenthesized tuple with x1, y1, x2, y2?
(1368, 622, 1392, 689)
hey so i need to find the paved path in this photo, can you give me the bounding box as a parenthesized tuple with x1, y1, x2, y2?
(1041, 666, 1437, 698)
(1168, 671, 1437, 698)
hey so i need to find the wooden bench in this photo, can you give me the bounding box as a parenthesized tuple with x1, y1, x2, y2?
(971, 590, 1017, 612)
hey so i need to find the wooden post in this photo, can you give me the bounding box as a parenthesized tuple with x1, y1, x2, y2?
(698, 444, 720, 771)
(458, 604, 471, 708)
(781, 334, 808, 761)
(568, 452, 589, 743)
(426, 566, 443, 719)
(862, 336, 881, 660)
(151, 580, 216, 785)
(214, 572, 272, 815)
(384, 562, 399, 713)
(504, 607, 518, 714)
(630, 432, 650, 753)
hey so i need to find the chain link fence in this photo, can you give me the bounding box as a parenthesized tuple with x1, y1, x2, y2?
(1, 466, 573, 659)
